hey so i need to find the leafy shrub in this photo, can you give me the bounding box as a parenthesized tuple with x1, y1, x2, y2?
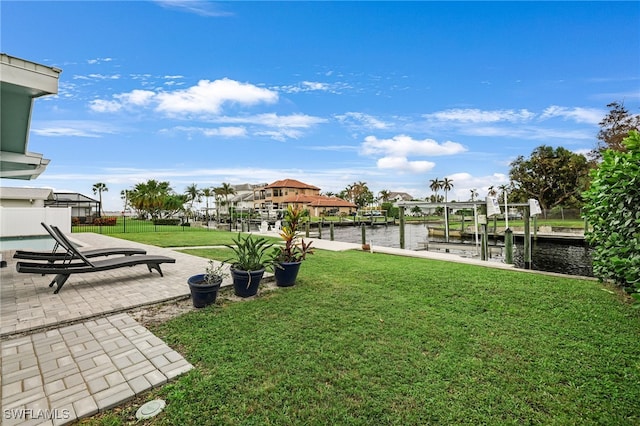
(92, 216, 117, 226)
(583, 130, 640, 303)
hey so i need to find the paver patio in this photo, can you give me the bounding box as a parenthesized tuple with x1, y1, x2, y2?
(0, 233, 219, 425)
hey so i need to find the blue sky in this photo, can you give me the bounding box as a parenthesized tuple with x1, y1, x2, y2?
(2, 1, 639, 211)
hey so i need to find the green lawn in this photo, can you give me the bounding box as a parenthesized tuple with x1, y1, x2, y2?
(105, 230, 280, 248)
(81, 236, 639, 425)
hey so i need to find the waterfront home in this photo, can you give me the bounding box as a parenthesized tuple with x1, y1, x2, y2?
(253, 179, 356, 217)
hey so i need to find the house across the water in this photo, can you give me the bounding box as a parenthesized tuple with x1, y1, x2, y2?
(253, 179, 356, 218)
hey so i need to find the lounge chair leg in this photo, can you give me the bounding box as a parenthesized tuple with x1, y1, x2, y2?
(147, 264, 164, 277)
(52, 274, 70, 294)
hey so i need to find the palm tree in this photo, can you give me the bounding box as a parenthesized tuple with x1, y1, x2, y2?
(92, 182, 108, 217)
(202, 187, 214, 222)
(184, 183, 202, 222)
(487, 185, 497, 197)
(441, 178, 454, 203)
(220, 182, 236, 217)
(120, 189, 130, 213)
(429, 178, 443, 202)
(213, 186, 225, 222)
(498, 184, 509, 202)
(378, 189, 391, 203)
(128, 180, 173, 219)
(469, 188, 479, 202)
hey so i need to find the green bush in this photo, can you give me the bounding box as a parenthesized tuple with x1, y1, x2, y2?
(583, 130, 640, 302)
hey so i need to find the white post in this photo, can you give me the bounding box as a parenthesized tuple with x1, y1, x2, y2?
(504, 191, 509, 230)
(473, 203, 479, 254)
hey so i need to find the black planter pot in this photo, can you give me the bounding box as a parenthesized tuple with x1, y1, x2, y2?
(188, 274, 222, 308)
(274, 261, 302, 287)
(230, 268, 265, 297)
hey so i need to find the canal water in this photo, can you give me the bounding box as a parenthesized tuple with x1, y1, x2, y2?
(326, 223, 593, 277)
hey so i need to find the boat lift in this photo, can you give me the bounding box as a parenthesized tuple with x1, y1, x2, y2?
(396, 198, 542, 268)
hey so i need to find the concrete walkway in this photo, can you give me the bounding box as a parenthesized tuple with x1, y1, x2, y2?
(0, 231, 585, 425)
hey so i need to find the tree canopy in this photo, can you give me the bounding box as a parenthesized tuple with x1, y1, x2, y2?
(509, 145, 593, 210)
(340, 181, 374, 209)
(128, 179, 186, 219)
(594, 101, 640, 158)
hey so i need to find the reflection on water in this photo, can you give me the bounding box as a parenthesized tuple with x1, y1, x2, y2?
(328, 223, 593, 277)
(514, 241, 593, 277)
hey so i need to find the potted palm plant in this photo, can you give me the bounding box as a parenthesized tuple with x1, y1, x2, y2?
(187, 260, 227, 308)
(271, 205, 314, 287)
(225, 233, 273, 297)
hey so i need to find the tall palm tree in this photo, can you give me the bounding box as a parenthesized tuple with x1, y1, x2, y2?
(469, 188, 479, 202)
(429, 178, 443, 203)
(220, 182, 236, 216)
(120, 189, 130, 212)
(378, 189, 391, 203)
(487, 185, 497, 197)
(92, 182, 108, 217)
(213, 186, 225, 222)
(498, 184, 509, 202)
(441, 178, 454, 203)
(184, 183, 202, 221)
(185, 183, 201, 208)
(202, 187, 214, 222)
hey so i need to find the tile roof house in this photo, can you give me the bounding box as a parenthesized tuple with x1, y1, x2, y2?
(254, 179, 356, 217)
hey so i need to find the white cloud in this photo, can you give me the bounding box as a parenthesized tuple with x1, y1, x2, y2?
(444, 172, 510, 202)
(213, 127, 248, 137)
(360, 135, 466, 174)
(89, 78, 279, 117)
(155, 79, 278, 115)
(336, 112, 390, 129)
(276, 81, 351, 94)
(31, 120, 118, 138)
(115, 89, 156, 106)
(164, 126, 248, 138)
(152, 0, 232, 17)
(377, 156, 435, 173)
(163, 113, 326, 141)
(87, 57, 113, 65)
(244, 113, 326, 128)
(361, 135, 467, 157)
(88, 99, 122, 113)
(465, 126, 594, 140)
(424, 108, 536, 123)
(539, 105, 604, 124)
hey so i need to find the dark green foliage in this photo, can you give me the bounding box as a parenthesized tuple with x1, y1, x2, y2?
(381, 202, 399, 218)
(509, 145, 593, 210)
(583, 130, 640, 299)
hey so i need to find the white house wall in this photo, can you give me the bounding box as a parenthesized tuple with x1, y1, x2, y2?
(0, 206, 71, 238)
